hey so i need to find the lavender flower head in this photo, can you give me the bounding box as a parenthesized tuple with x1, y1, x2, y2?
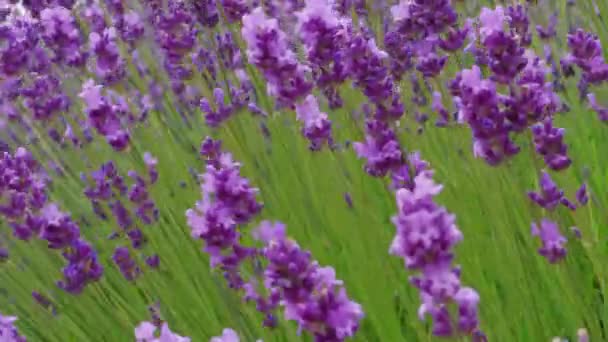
(531, 119, 571, 171)
(391, 171, 463, 270)
(210, 328, 259, 342)
(0, 313, 27, 342)
(531, 219, 567, 263)
(294, 95, 333, 150)
(254, 221, 364, 341)
(528, 171, 571, 211)
(40, 6, 87, 67)
(242, 7, 312, 107)
(134, 321, 190, 342)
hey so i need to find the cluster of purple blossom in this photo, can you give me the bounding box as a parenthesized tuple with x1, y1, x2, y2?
(242, 5, 335, 150)
(0, 312, 27, 342)
(391, 164, 482, 338)
(188, 137, 363, 341)
(82, 153, 159, 280)
(0, 148, 102, 294)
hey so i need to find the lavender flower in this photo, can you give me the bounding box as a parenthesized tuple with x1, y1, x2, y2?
(454, 66, 519, 165)
(296, 0, 347, 107)
(187, 142, 261, 289)
(528, 171, 572, 211)
(242, 7, 312, 107)
(88, 27, 126, 84)
(58, 239, 104, 294)
(576, 183, 589, 205)
(135, 321, 190, 342)
(391, 165, 482, 338)
(210, 328, 258, 342)
(353, 119, 403, 177)
(0, 312, 27, 342)
(79, 80, 131, 151)
(531, 119, 571, 171)
(478, 6, 527, 83)
(254, 221, 364, 342)
(40, 6, 87, 67)
(113, 246, 141, 281)
(531, 219, 567, 263)
(294, 95, 333, 150)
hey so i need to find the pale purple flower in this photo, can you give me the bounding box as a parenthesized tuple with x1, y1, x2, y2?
(294, 95, 333, 150)
(135, 321, 191, 342)
(210, 328, 244, 342)
(0, 312, 26, 341)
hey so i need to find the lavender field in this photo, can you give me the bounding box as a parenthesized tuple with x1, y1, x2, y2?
(0, 0, 606, 341)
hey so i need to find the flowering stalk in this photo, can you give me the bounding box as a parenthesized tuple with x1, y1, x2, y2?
(241, 7, 334, 150)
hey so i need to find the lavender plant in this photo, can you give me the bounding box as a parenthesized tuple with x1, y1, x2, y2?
(0, 0, 606, 341)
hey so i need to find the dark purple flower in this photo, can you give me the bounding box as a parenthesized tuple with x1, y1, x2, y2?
(58, 239, 104, 294)
(576, 183, 589, 205)
(39, 204, 80, 249)
(113, 246, 141, 281)
(145, 254, 160, 268)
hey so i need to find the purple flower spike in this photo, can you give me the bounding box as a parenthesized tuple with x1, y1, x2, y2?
(531, 119, 571, 171)
(527, 171, 566, 211)
(113, 246, 141, 281)
(391, 172, 462, 270)
(353, 119, 403, 178)
(210, 328, 243, 342)
(32, 291, 56, 315)
(135, 321, 190, 342)
(296, 0, 347, 107)
(391, 160, 482, 338)
(294, 95, 334, 150)
(200, 137, 222, 167)
(536, 14, 557, 40)
(432, 91, 450, 126)
(79, 80, 132, 151)
(143, 152, 159, 184)
(254, 221, 364, 341)
(531, 219, 567, 263)
(242, 7, 312, 107)
(58, 239, 104, 294)
(40, 6, 87, 67)
(0, 312, 27, 342)
(453, 66, 520, 165)
(576, 183, 589, 205)
(89, 27, 125, 84)
(39, 204, 81, 249)
(478, 6, 527, 83)
(145, 254, 160, 269)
